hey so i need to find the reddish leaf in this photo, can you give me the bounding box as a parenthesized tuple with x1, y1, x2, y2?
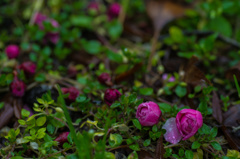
(212, 91, 223, 124)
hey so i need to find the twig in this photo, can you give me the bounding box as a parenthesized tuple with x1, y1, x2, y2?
(159, 30, 240, 49)
(41, 147, 72, 159)
(6, 144, 15, 159)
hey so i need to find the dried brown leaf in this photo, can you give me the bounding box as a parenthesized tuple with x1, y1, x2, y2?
(155, 135, 165, 159)
(0, 103, 14, 129)
(223, 105, 240, 127)
(221, 126, 239, 150)
(212, 91, 223, 124)
(226, 62, 240, 81)
(138, 150, 154, 159)
(182, 56, 212, 87)
(115, 62, 143, 84)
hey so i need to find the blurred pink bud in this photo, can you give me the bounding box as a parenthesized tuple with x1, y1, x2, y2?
(162, 117, 182, 144)
(107, 3, 121, 20)
(162, 73, 175, 82)
(176, 109, 203, 140)
(88, 2, 99, 11)
(61, 87, 80, 102)
(104, 88, 121, 106)
(5, 45, 20, 59)
(34, 12, 59, 44)
(136, 101, 161, 126)
(98, 73, 112, 86)
(10, 77, 26, 97)
(54, 132, 70, 145)
(67, 66, 78, 78)
(19, 61, 36, 76)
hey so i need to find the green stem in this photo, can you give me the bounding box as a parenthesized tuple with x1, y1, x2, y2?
(56, 85, 81, 158)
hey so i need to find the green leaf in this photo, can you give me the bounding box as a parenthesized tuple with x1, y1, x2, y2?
(109, 133, 123, 147)
(18, 119, 26, 125)
(82, 40, 101, 55)
(128, 151, 138, 159)
(158, 103, 172, 113)
(107, 20, 123, 40)
(139, 87, 153, 96)
(110, 102, 121, 109)
(192, 141, 201, 149)
(70, 15, 92, 27)
(47, 124, 55, 134)
(169, 26, 184, 43)
(179, 148, 184, 157)
(152, 125, 158, 133)
(106, 50, 123, 63)
(21, 109, 30, 118)
(201, 124, 210, 135)
(211, 141, 222, 151)
(210, 127, 218, 138)
(206, 16, 232, 37)
(10, 156, 24, 159)
(36, 116, 47, 127)
(185, 150, 194, 159)
(129, 144, 140, 151)
(132, 119, 142, 130)
(175, 85, 187, 98)
(143, 139, 151, 147)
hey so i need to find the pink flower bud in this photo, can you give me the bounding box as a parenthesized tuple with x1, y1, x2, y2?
(5, 45, 20, 59)
(104, 88, 121, 106)
(34, 12, 60, 44)
(176, 109, 203, 140)
(54, 132, 70, 145)
(88, 2, 99, 11)
(10, 77, 26, 97)
(98, 73, 112, 86)
(67, 66, 78, 78)
(136, 101, 161, 126)
(19, 61, 37, 76)
(61, 87, 80, 102)
(107, 3, 121, 20)
(162, 117, 182, 144)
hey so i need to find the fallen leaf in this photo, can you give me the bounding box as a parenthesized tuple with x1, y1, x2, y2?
(212, 91, 223, 124)
(221, 126, 239, 150)
(223, 105, 240, 127)
(0, 103, 14, 129)
(115, 62, 143, 84)
(155, 135, 165, 159)
(138, 150, 154, 159)
(146, 0, 187, 71)
(182, 56, 212, 87)
(226, 62, 240, 81)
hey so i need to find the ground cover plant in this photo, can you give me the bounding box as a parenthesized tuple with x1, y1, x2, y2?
(1, 0, 240, 158)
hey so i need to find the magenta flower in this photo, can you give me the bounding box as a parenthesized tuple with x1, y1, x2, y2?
(98, 73, 112, 86)
(176, 109, 203, 140)
(61, 87, 80, 102)
(34, 12, 59, 44)
(54, 132, 70, 145)
(107, 3, 121, 20)
(10, 77, 26, 97)
(5, 45, 20, 59)
(136, 101, 161, 126)
(19, 61, 36, 76)
(162, 117, 182, 144)
(104, 88, 121, 106)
